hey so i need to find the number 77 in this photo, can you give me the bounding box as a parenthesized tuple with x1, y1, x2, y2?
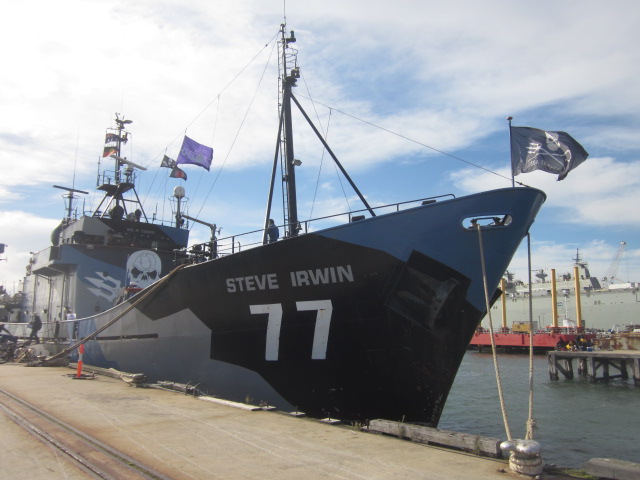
(250, 300, 333, 361)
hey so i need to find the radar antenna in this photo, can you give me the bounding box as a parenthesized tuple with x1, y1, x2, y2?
(53, 185, 89, 222)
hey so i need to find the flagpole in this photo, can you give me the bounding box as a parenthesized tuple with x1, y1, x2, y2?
(507, 116, 514, 187)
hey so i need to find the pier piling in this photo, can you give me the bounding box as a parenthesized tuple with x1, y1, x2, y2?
(548, 350, 640, 385)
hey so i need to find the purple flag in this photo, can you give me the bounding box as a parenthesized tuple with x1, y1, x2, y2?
(176, 136, 213, 171)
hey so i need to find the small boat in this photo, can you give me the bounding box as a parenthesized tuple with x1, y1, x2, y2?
(13, 25, 545, 426)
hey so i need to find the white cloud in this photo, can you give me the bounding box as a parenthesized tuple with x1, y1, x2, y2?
(0, 212, 60, 291)
(451, 156, 640, 225)
(1, 0, 639, 291)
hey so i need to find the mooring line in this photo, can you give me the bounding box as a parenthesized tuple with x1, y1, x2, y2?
(42, 263, 186, 364)
(476, 224, 513, 441)
(525, 232, 537, 441)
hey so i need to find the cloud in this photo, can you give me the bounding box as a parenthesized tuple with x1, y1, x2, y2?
(0, 212, 60, 290)
(451, 156, 640, 225)
(1, 0, 639, 291)
(450, 154, 640, 283)
(4, 1, 639, 185)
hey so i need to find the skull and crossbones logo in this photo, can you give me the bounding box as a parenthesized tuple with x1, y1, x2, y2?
(126, 250, 162, 288)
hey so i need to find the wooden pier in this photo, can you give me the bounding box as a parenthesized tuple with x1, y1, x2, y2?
(548, 350, 640, 385)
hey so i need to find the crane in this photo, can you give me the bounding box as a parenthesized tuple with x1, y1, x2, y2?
(603, 241, 626, 286)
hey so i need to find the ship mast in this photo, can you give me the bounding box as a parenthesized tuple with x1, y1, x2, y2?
(263, 25, 376, 243)
(281, 25, 300, 237)
(262, 25, 300, 242)
(93, 114, 148, 220)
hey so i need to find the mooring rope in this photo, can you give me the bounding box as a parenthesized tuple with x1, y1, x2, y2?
(525, 233, 537, 440)
(476, 224, 513, 441)
(41, 263, 186, 364)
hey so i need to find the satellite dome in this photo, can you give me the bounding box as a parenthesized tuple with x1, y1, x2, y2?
(173, 186, 186, 199)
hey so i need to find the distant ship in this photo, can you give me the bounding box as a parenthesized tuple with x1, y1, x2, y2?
(480, 249, 639, 333)
(3, 25, 545, 426)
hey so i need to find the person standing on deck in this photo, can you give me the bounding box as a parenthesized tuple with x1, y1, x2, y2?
(29, 314, 42, 344)
(267, 219, 279, 243)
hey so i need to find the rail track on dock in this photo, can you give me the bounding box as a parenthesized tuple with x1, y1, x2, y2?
(0, 384, 170, 480)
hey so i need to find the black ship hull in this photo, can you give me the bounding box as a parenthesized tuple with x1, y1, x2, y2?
(34, 187, 544, 425)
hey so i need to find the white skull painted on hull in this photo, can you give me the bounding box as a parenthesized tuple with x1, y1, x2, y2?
(126, 250, 162, 288)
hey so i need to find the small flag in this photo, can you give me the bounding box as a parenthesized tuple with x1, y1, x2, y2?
(105, 133, 120, 144)
(176, 135, 213, 171)
(160, 155, 176, 168)
(170, 165, 187, 180)
(103, 146, 117, 158)
(510, 126, 589, 181)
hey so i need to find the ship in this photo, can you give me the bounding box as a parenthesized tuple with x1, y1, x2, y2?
(4, 25, 545, 426)
(0, 287, 22, 324)
(478, 249, 639, 335)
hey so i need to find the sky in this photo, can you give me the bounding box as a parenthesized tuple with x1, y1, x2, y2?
(1, 0, 639, 294)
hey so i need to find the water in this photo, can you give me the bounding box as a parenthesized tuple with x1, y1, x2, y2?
(439, 352, 639, 468)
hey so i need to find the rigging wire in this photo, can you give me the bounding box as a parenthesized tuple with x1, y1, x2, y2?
(161, 173, 168, 226)
(138, 25, 528, 231)
(299, 73, 351, 221)
(295, 93, 528, 186)
(301, 72, 328, 221)
(309, 110, 351, 220)
(186, 94, 222, 225)
(72, 129, 79, 192)
(309, 110, 332, 220)
(192, 35, 279, 221)
(175, 32, 279, 150)
(330, 116, 352, 214)
(182, 94, 221, 227)
(140, 29, 281, 212)
(211, 95, 221, 149)
(144, 158, 163, 221)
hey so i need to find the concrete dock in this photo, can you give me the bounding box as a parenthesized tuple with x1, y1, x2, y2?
(1, 363, 578, 479)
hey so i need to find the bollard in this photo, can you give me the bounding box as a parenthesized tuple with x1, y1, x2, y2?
(500, 439, 544, 476)
(76, 344, 84, 378)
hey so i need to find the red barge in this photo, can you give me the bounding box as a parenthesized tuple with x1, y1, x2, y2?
(470, 326, 596, 352)
(470, 266, 597, 352)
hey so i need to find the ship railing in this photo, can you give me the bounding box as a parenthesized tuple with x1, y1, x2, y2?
(208, 194, 454, 256)
(474, 326, 595, 336)
(544, 327, 591, 335)
(97, 166, 139, 188)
